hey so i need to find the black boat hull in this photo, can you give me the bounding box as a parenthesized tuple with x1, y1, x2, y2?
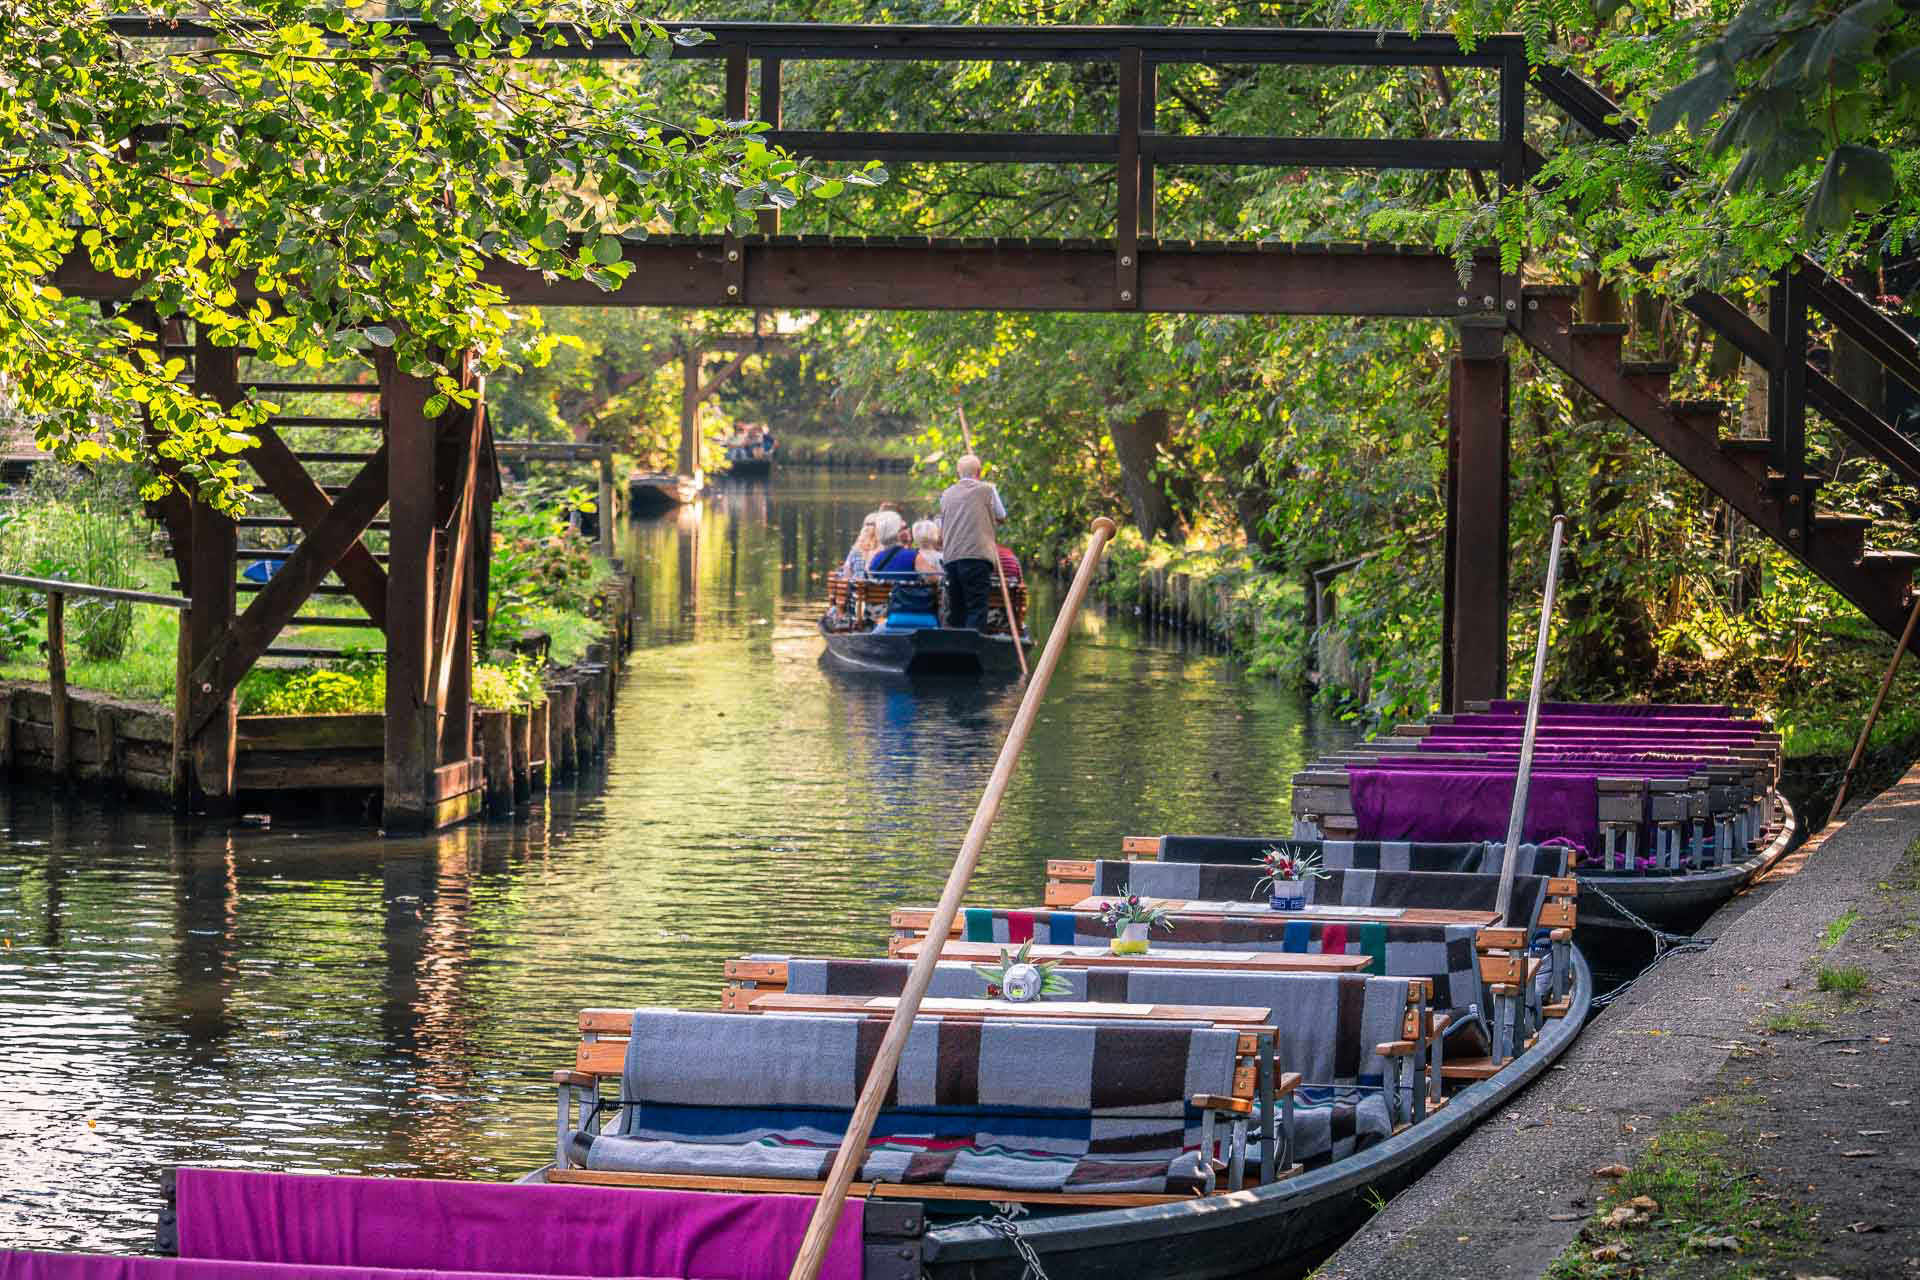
(919, 948, 1592, 1279)
(819, 619, 1029, 676)
(1575, 796, 1797, 934)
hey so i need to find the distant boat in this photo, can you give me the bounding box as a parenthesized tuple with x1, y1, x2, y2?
(820, 569, 1031, 676)
(719, 425, 778, 477)
(627, 471, 701, 514)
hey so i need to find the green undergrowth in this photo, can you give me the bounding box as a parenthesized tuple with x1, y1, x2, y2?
(1094, 529, 1306, 677)
(1544, 1099, 1813, 1280)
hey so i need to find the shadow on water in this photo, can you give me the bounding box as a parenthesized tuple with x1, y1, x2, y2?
(0, 471, 1356, 1251)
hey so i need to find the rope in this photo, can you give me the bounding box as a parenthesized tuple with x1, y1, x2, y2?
(952, 1212, 1051, 1280)
(1583, 878, 1714, 1010)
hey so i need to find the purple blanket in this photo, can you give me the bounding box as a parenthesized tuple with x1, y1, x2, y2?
(1483, 700, 1736, 718)
(0, 1255, 592, 1280)
(1349, 768, 1596, 847)
(173, 1170, 863, 1280)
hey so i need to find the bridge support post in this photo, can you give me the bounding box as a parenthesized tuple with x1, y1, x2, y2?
(678, 347, 700, 477)
(1442, 318, 1510, 712)
(383, 358, 439, 832)
(187, 331, 240, 814)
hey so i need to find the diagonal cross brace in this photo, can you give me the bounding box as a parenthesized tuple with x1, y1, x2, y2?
(246, 423, 389, 626)
(183, 445, 390, 741)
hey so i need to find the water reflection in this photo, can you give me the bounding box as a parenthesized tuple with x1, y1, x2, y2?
(0, 472, 1353, 1251)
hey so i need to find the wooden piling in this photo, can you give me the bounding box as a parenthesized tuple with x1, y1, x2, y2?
(528, 698, 550, 790)
(509, 707, 532, 805)
(48, 591, 69, 779)
(548, 681, 578, 777)
(477, 708, 512, 815)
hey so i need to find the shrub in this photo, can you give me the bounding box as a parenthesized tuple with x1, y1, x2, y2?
(0, 465, 147, 661)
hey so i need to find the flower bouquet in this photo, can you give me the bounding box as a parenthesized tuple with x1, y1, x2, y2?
(1097, 889, 1175, 955)
(1254, 844, 1329, 911)
(972, 939, 1072, 1003)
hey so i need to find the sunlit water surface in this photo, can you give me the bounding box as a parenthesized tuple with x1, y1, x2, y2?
(0, 473, 1355, 1251)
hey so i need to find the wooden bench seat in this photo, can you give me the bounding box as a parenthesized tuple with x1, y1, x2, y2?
(554, 1007, 1279, 1206)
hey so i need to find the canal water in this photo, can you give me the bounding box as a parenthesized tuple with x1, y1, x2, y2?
(0, 472, 1353, 1252)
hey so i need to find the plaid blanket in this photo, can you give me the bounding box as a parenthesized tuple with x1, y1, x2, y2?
(770, 959, 1418, 1170)
(1145, 836, 1569, 876)
(959, 907, 1484, 1029)
(1087, 864, 1552, 933)
(580, 1011, 1240, 1195)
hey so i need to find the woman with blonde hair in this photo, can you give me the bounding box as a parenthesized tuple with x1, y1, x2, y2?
(841, 512, 881, 577)
(912, 518, 943, 575)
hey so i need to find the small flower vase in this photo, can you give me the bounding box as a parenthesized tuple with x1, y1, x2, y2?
(1001, 963, 1044, 1003)
(1110, 921, 1151, 955)
(1268, 881, 1307, 912)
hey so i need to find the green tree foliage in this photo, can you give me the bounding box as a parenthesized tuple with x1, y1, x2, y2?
(0, 0, 867, 510)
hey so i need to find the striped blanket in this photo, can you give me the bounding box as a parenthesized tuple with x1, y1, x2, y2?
(958, 907, 1484, 1035)
(579, 1010, 1241, 1195)
(1153, 836, 1571, 877)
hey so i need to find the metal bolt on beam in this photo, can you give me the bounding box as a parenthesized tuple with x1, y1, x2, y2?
(1457, 296, 1470, 307)
(1120, 254, 1133, 266)
(727, 249, 740, 262)
(1505, 299, 1517, 311)
(726, 284, 739, 296)
(1120, 290, 1133, 302)
(1482, 295, 1495, 308)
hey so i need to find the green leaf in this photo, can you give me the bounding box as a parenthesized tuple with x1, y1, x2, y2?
(1650, 65, 1733, 137)
(591, 235, 623, 265)
(1803, 144, 1895, 233)
(1798, 0, 1896, 85)
(363, 325, 396, 348)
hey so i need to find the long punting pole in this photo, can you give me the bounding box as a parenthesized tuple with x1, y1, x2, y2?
(955, 405, 1030, 679)
(1497, 514, 1568, 925)
(1826, 589, 1920, 828)
(787, 516, 1119, 1280)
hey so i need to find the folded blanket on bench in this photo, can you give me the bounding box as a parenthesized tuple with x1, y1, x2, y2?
(1153, 836, 1569, 877)
(579, 1011, 1240, 1195)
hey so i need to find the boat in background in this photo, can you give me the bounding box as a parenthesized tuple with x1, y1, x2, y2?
(819, 569, 1031, 676)
(627, 471, 703, 515)
(719, 423, 777, 477)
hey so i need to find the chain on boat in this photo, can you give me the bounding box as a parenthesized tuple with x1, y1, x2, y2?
(951, 1213, 1052, 1280)
(1583, 878, 1714, 1010)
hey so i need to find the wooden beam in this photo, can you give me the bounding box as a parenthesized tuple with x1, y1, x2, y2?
(187, 332, 240, 811)
(47, 591, 69, 778)
(383, 359, 439, 832)
(56, 242, 1499, 318)
(698, 350, 752, 400)
(432, 395, 486, 747)
(679, 347, 700, 475)
(243, 424, 389, 626)
(1443, 322, 1511, 711)
(182, 445, 391, 741)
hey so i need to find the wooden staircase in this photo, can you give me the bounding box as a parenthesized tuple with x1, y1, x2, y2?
(1516, 287, 1920, 643)
(1519, 67, 1920, 648)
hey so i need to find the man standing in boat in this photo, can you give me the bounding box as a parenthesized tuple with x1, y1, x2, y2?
(939, 453, 1007, 631)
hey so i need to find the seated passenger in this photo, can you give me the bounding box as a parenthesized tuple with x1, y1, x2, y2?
(912, 519, 944, 575)
(997, 544, 1022, 584)
(841, 513, 880, 578)
(865, 512, 918, 574)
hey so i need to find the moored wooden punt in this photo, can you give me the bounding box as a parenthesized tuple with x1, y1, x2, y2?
(818, 618, 1031, 676)
(516, 949, 1592, 1279)
(628, 471, 701, 513)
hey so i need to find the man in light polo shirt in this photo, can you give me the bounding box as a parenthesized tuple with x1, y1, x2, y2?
(937, 453, 1007, 631)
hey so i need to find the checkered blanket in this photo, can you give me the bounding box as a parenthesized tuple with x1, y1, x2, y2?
(1152, 836, 1569, 877)
(768, 958, 1421, 1170)
(1087, 863, 1552, 933)
(959, 907, 1484, 1028)
(579, 1010, 1241, 1195)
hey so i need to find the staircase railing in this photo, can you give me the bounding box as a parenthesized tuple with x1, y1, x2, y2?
(1529, 65, 1920, 544)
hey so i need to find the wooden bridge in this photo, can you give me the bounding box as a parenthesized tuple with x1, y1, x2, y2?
(48, 21, 1920, 828)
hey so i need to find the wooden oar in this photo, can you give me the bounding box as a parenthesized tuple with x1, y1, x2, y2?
(1497, 514, 1567, 924)
(787, 516, 1118, 1280)
(955, 405, 1030, 678)
(1826, 589, 1920, 827)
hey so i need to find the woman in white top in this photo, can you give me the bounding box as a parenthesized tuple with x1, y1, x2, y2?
(912, 518, 943, 575)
